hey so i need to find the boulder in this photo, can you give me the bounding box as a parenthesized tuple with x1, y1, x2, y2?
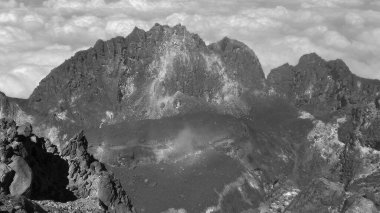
(98, 173, 132, 213)
(98, 174, 116, 207)
(17, 123, 32, 137)
(9, 156, 32, 197)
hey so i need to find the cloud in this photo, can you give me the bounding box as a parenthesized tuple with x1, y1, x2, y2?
(323, 31, 351, 48)
(0, 0, 18, 9)
(0, 65, 47, 98)
(0, 0, 379, 98)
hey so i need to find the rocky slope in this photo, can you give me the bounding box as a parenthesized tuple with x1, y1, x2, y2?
(0, 118, 134, 212)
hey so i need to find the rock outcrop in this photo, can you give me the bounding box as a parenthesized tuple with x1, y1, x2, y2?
(0, 118, 134, 212)
(61, 130, 133, 212)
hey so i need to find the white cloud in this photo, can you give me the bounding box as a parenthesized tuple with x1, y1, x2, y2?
(301, 0, 365, 8)
(0, 65, 47, 98)
(0, 12, 18, 23)
(71, 15, 99, 27)
(0, 0, 18, 9)
(345, 12, 365, 26)
(105, 18, 149, 37)
(43, 0, 105, 9)
(323, 31, 351, 48)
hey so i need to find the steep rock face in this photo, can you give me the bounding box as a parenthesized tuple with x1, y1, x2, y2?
(61, 131, 133, 212)
(0, 118, 134, 212)
(267, 53, 380, 117)
(28, 24, 265, 129)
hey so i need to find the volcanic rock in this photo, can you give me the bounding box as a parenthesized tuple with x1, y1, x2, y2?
(17, 122, 32, 137)
(9, 155, 32, 197)
(267, 53, 380, 117)
(286, 178, 345, 213)
(98, 173, 130, 211)
(28, 24, 265, 130)
(0, 119, 134, 212)
(0, 195, 45, 213)
(61, 131, 133, 212)
(0, 118, 16, 131)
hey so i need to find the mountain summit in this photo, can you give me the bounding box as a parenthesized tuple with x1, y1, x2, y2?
(28, 24, 265, 128)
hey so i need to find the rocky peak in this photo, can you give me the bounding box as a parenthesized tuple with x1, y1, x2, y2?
(267, 53, 380, 116)
(298, 52, 325, 66)
(209, 36, 265, 88)
(326, 59, 352, 81)
(27, 23, 266, 130)
(148, 23, 205, 47)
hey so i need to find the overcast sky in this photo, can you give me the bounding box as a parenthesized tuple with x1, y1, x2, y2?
(0, 0, 379, 98)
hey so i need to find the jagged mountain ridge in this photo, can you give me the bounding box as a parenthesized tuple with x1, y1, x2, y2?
(1, 24, 379, 131)
(267, 53, 380, 118)
(27, 23, 265, 129)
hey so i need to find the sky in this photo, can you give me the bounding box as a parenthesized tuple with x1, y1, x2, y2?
(0, 0, 379, 98)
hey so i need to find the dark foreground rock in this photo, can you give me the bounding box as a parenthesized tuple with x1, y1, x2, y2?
(0, 118, 134, 212)
(0, 194, 45, 213)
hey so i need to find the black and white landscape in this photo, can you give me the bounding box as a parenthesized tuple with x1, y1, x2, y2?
(1, 1, 380, 213)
